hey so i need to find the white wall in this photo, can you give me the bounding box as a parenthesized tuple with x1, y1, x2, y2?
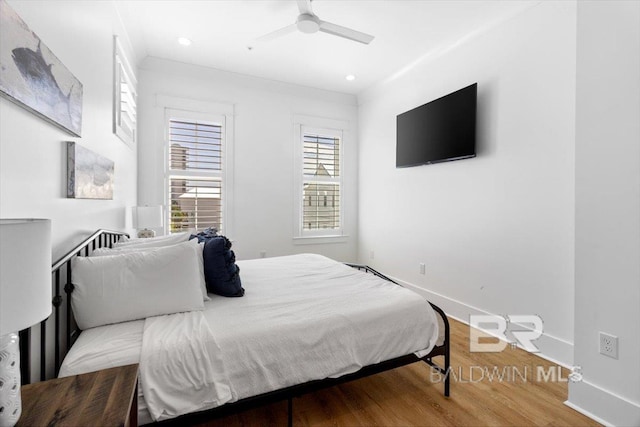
(357, 1, 577, 364)
(569, 2, 640, 425)
(137, 57, 359, 262)
(0, 1, 137, 260)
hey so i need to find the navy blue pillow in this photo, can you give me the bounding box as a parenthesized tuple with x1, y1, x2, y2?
(189, 227, 218, 242)
(201, 236, 244, 297)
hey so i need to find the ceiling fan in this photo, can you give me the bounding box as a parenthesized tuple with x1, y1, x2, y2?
(254, 0, 375, 45)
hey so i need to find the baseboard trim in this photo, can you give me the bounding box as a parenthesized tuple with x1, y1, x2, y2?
(391, 276, 574, 368)
(567, 380, 640, 427)
(564, 400, 612, 427)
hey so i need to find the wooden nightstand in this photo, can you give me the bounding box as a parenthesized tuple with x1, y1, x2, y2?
(17, 364, 138, 427)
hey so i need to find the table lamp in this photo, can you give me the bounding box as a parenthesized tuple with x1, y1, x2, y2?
(0, 219, 52, 427)
(132, 206, 163, 238)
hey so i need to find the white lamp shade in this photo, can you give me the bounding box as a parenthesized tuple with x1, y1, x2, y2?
(132, 206, 163, 229)
(0, 219, 52, 335)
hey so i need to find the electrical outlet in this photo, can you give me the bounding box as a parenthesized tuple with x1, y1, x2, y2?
(419, 263, 426, 275)
(370, 251, 375, 260)
(599, 332, 618, 359)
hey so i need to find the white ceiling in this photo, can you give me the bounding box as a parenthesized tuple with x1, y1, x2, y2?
(115, 0, 538, 95)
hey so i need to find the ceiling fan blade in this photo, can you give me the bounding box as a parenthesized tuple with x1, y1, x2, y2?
(318, 20, 374, 44)
(296, 0, 313, 15)
(254, 24, 297, 43)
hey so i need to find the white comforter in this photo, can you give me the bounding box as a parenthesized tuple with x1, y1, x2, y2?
(140, 312, 233, 421)
(60, 254, 439, 423)
(207, 254, 439, 400)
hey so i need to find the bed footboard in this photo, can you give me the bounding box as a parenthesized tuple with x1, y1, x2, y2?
(345, 263, 451, 397)
(425, 302, 451, 396)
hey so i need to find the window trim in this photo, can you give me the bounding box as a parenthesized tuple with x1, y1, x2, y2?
(293, 115, 349, 241)
(161, 98, 234, 237)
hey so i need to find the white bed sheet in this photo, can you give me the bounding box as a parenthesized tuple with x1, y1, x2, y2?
(59, 254, 439, 423)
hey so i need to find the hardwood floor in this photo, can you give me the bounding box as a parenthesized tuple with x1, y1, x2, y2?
(195, 318, 599, 426)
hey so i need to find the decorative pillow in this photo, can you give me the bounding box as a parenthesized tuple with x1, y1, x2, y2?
(202, 236, 244, 297)
(91, 240, 209, 301)
(71, 241, 204, 330)
(189, 227, 218, 243)
(113, 232, 190, 249)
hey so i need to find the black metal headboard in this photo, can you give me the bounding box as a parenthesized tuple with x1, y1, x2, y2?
(19, 229, 129, 384)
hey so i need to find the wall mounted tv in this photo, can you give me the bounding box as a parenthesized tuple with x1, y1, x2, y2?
(396, 83, 477, 168)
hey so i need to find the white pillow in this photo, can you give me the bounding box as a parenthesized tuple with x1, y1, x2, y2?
(113, 232, 190, 249)
(116, 235, 130, 244)
(71, 240, 204, 330)
(91, 240, 209, 301)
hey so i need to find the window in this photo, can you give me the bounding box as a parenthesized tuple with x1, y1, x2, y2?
(296, 122, 344, 238)
(166, 110, 226, 233)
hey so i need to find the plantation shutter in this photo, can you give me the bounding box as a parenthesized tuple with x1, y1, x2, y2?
(302, 131, 341, 231)
(168, 117, 224, 232)
(114, 37, 137, 145)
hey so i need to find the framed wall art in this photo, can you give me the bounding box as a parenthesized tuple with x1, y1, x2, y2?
(0, 0, 83, 136)
(67, 142, 114, 200)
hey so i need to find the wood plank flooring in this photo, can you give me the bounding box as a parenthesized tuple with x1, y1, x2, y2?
(194, 318, 599, 426)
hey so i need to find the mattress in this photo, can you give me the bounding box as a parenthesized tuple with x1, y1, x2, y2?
(59, 254, 439, 424)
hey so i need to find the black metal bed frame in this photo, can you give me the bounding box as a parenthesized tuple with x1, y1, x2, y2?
(19, 229, 450, 426)
(19, 229, 128, 383)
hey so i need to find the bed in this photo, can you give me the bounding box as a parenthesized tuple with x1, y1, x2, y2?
(19, 229, 450, 426)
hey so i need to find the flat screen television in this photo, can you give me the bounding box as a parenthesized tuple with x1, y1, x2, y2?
(396, 83, 477, 168)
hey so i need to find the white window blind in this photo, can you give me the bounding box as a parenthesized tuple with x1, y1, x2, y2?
(302, 130, 341, 232)
(167, 116, 224, 233)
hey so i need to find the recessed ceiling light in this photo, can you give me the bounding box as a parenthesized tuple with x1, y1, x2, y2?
(345, 74, 356, 81)
(177, 37, 192, 46)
